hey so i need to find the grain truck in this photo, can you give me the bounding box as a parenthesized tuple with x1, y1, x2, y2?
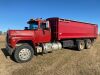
(6, 17, 98, 63)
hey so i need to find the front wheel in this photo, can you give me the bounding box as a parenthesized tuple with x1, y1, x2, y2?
(13, 44, 34, 63)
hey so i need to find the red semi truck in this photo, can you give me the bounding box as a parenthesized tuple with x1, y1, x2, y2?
(6, 17, 98, 63)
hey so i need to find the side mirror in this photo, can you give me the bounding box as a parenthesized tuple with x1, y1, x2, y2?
(24, 27, 28, 30)
(46, 21, 49, 29)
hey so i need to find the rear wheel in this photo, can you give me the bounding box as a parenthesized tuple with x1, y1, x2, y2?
(85, 39, 92, 49)
(13, 44, 34, 63)
(77, 40, 85, 51)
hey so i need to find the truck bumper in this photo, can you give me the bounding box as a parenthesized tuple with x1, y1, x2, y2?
(6, 44, 13, 55)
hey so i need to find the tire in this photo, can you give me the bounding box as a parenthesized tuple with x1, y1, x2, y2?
(91, 39, 96, 45)
(85, 39, 92, 49)
(13, 44, 34, 63)
(77, 40, 85, 51)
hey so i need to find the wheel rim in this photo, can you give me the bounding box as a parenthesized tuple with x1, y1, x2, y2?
(19, 48, 31, 61)
(87, 41, 91, 48)
(80, 42, 84, 49)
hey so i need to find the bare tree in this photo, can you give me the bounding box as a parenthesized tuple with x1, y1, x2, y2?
(0, 31, 2, 35)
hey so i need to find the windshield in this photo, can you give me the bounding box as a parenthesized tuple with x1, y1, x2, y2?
(29, 21, 38, 30)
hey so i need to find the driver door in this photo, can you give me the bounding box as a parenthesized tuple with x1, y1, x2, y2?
(35, 22, 51, 43)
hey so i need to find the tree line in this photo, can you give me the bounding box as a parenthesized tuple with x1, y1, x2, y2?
(0, 31, 7, 35)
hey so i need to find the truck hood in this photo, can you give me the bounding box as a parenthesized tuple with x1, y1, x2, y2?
(7, 30, 34, 37)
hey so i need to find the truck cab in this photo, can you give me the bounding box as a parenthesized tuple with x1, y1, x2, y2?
(6, 18, 53, 63)
(26, 19, 51, 43)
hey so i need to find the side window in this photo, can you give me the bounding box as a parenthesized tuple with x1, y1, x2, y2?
(40, 23, 46, 29)
(40, 21, 49, 29)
